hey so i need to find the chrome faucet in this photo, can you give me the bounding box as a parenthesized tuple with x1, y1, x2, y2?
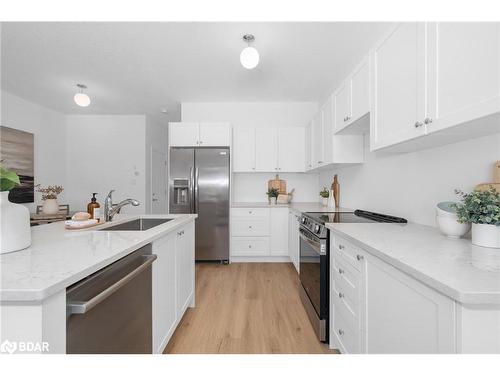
(104, 190, 140, 222)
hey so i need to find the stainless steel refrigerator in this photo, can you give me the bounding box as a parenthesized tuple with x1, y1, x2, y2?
(169, 148, 230, 262)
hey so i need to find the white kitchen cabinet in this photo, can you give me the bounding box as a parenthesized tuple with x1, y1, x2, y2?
(305, 123, 312, 171)
(176, 221, 195, 318)
(233, 127, 256, 172)
(169, 122, 199, 147)
(152, 232, 177, 353)
(334, 82, 351, 133)
(369, 23, 427, 151)
(169, 122, 231, 147)
(278, 127, 306, 172)
(321, 96, 334, 165)
(270, 207, 289, 256)
(288, 211, 300, 273)
(255, 128, 279, 172)
(311, 111, 323, 167)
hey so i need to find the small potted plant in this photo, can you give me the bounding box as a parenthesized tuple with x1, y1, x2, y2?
(266, 187, 279, 205)
(1, 163, 31, 254)
(452, 187, 500, 248)
(320, 187, 330, 207)
(36, 184, 64, 215)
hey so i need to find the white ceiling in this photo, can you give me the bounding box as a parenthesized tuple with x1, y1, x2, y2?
(1, 22, 393, 116)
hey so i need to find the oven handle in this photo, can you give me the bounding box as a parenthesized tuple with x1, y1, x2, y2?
(299, 229, 323, 255)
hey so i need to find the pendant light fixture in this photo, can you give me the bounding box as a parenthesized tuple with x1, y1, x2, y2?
(74, 83, 91, 107)
(240, 34, 259, 70)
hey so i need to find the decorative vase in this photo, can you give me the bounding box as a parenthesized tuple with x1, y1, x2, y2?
(42, 198, 59, 214)
(327, 190, 335, 208)
(269, 197, 277, 205)
(471, 223, 500, 248)
(0, 191, 31, 254)
(322, 197, 328, 207)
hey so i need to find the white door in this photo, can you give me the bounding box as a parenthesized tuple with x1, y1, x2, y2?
(321, 96, 334, 165)
(350, 59, 370, 123)
(233, 127, 256, 172)
(169, 122, 199, 147)
(278, 127, 305, 172)
(255, 127, 278, 172)
(426, 22, 500, 134)
(151, 148, 167, 214)
(270, 208, 289, 256)
(334, 82, 351, 132)
(152, 233, 177, 353)
(305, 123, 312, 171)
(199, 122, 231, 146)
(370, 23, 427, 150)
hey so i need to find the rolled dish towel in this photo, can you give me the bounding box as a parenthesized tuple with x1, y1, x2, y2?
(65, 219, 98, 228)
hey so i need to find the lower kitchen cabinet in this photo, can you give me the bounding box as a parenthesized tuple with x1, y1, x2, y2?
(270, 208, 289, 256)
(152, 221, 195, 354)
(288, 210, 300, 273)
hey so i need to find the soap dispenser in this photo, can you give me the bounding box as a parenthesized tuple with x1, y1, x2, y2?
(87, 193, 101, 221)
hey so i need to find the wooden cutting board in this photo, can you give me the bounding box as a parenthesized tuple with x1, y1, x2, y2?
(268, 174, 286, 194)
(475, 161, 500, 192)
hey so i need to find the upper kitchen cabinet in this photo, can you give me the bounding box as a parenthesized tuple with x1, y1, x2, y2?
(169, 122, 231, 147)
(233, 127, 256, 172)
(369, 23, 427, 151)
(255, 127, 279, 172)
(278, 127, 306, 172)
(305, 122, 312, 171)
(334, 57, 370, 134)
(370, 22, 500, 152)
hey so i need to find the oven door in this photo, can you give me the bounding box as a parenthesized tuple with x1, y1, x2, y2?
(299, 226, 328, 341)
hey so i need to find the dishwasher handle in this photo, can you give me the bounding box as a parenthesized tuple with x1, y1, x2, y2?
(67, 254, 157, 315)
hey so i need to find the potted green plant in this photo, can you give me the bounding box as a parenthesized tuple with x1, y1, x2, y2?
(320, 187, 330, 207)
(1, 163, 31, 254)
(266, 187, 279, 205)
(452, 187, 500, 248)
(36, 184, 64, 214)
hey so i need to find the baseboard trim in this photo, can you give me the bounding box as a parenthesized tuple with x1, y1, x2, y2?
(230, 256, 292, 263)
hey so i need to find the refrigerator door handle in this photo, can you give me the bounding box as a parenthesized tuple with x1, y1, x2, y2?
(194, 167, 199, 214)
(189, 166, 194, 214)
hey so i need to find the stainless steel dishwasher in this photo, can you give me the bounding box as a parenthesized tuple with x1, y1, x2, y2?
(66, 244, 156, 354)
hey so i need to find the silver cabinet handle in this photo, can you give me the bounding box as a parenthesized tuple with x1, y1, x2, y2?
(338, 292, 344, 298)
(252, 167, 255, 170)
(338, 268, 344, 274)
(424, 117, 433, 125)
(248, 245, 252, 248)
(414, 121, 423, 128)
(67, 254, 157, 315)
(338, 244, 345, 250)
(249, 211, 252, 214)
(338, 329, 344, 336)
(248, 225, 253, 229)
(356, 254, 364, 261)
(318, 161, 323, 164)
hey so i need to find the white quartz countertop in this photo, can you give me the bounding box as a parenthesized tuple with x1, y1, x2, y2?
(0, 214, 197, 302)
(326, 222, 500, 305)
(232, 201, 353, 214)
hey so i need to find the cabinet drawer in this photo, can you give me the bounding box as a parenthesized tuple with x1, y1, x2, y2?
(333, 305, 359, 354)
(332, 236, 365, 271)
(332, 256, 361, 310)
(232, 207, 270, 218)
(332, 283, 358, 328)
(231, 218, 269, 236)
(231, 237, 269, 256)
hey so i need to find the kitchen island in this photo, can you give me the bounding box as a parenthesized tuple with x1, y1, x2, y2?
(0, 214, 197, 354)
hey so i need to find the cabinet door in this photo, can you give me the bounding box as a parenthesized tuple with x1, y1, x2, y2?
(176, 222, 195, 316)
(365, 252, 455, 353)
(152, 233, 177, 353)
(304, 123, 312, 171)
(426, 22, 500, 134)
(270, 208, 289, 256)
(292, 213, 300, 273)
(233, 127, 256, 172)
(199, 122, 231, 146)
(370, 23, 427, 150)
(311, 111, 323, 168)
(350, 59, 370, 123)
(169, 122, 199, 147)
(321, 96, 334, 165)
(278, 127, 305, 172)
(255, 128, 279, 172)
(334, 82, 351, 133)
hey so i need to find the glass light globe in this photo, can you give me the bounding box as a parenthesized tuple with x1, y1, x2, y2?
(74, 92, 91, 107)
(240, 46, 259, 69)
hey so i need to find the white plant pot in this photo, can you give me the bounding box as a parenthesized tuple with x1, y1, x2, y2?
(321, 198, 328, 207)
(42, 198, 59, 214)
(269, 197, 277, 205)
(471, 223, 500, 249)
(0, 191, 31, 254)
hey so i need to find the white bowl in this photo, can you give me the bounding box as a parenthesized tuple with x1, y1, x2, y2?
(436, 201, 460, 218)
(436, 215, 471, 239)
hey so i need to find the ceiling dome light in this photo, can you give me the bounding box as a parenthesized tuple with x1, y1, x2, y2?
(240, 34, 259, 69)
(74, 84, 91, 107)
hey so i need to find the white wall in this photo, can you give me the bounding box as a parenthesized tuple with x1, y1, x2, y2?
(65, 115, 146, 213)
(181, 102, 320, 202)
(319, 132, 500, 227)
(1, 90, 67, 211)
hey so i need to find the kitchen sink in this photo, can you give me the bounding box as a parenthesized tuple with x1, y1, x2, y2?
(99, 218, 173, 231)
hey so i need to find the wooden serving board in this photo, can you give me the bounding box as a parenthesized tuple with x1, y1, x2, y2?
(475, 161, 500, 192)
(65, 221, 104, 230)
(268, 174, 287, 194)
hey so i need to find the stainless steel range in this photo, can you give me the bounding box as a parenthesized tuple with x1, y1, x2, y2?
(299, 209, 407, 342)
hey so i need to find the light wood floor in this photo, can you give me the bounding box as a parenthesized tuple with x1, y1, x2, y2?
(165, 262, 335, 354)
